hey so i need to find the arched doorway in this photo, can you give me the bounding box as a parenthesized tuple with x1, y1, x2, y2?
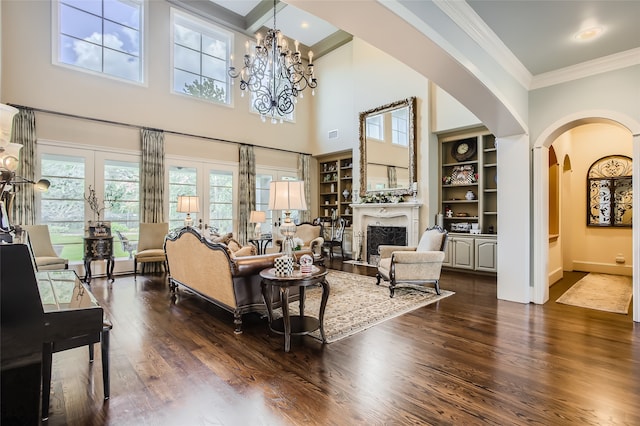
(532, 112, 640, 322)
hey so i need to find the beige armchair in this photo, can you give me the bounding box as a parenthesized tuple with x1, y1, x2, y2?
(22, 224, 68, 271)
(274, 221, 324, 262)
(376, 226, 448, 297)
(134, 222, 169, 277)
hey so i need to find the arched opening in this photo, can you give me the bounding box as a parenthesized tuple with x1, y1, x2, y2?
(533, 112, 640, 322)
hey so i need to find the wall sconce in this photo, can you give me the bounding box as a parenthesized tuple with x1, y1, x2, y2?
(177, 195, 200, 227)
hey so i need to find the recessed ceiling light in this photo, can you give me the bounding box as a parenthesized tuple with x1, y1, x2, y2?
(574, 26, 604, 41)
(301, 21, 309, 29)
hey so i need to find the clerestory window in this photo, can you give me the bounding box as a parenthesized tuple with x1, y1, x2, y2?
(53, 0, 144, 83)
(171, 9, 232, 105)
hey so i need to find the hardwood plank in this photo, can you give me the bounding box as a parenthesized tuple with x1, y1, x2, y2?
(42, 263, 639, 425)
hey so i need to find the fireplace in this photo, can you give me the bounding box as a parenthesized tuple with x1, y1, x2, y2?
(350, 202, 421, 264)
(367, 225, 407, 265)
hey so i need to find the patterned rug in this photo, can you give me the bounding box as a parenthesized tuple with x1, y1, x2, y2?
(556, 273, 633, 314)
(275, 270, 454, 343)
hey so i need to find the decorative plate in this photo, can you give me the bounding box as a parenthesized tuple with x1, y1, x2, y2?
(451, 139, 476, 162)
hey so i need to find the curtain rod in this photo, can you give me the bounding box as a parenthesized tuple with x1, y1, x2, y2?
(9, 104, 311, 156)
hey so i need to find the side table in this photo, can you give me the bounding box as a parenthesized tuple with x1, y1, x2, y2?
(249, 236, 272, 255)
(260, 265, 330, 352)
(83, 236, 114, 284)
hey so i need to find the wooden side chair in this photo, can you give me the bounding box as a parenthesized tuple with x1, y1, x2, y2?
(323, 217, 347, 260)
(134, 222, 169, 277)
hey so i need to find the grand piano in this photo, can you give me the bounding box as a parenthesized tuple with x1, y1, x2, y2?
(1, 243, 111, 423)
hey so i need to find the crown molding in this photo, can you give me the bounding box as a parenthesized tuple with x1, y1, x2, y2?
(530, 48, 640, 90)
(434, 0, 532, 90)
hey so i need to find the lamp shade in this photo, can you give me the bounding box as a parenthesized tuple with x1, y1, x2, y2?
(268, 181, 307, 211)
(177, 195, 200, 213)
(249, 210, 266, 223)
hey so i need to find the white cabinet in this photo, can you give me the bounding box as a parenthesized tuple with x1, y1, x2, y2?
(475, 237, 497, 273)
(444, 234, 496, 273)
(449, 235, 475, 270)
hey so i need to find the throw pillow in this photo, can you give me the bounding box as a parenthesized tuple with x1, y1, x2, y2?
(212, 232, 233, 244)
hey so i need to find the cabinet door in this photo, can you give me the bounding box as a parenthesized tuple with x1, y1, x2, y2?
(475, 238, 497, 272)
(452, 237, 474, 270)
(443, 240, 453, 267)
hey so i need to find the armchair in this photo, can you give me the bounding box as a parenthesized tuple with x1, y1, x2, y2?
(22, 224, 68, 271)
(376, 226, 448, 298)
(274, 221, 324, 263)
(134, 222, 169, 277)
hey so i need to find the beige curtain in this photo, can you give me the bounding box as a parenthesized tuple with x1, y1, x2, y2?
(12, 107, 37, 226)
(238, 145, 255, 245)
(140, 129, 165, 222)
(298, 153, 311, 223)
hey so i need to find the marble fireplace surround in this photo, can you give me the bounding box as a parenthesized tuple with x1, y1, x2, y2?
(350, 202, 421, 263)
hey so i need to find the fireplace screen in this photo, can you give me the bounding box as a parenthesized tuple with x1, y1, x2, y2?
(367, 225, 407, 265)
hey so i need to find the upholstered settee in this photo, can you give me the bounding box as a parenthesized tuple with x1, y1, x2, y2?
(274, 222, 324, 262)
(164, 227, 308, 333)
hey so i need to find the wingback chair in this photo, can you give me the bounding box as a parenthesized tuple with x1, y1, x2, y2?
(274, 221, 324, 263)
(376, 226, 448, 297)
(134, 222, 169, 277)
(22, 224, 68, 271)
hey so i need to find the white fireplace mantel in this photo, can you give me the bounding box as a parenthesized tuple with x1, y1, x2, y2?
(350, 202, 422, 262)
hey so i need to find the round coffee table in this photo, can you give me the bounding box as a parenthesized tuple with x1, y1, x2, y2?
(260, 265, 330, 352)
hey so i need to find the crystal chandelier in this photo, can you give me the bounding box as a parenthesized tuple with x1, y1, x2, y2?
(228, 0, 317, 123)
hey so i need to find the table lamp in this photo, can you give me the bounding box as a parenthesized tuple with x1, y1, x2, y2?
(268, 180, 307, 257)
(177, 195, 200, 227)
(249, 210, 266, 239)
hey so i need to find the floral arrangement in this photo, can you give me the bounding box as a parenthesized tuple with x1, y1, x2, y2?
(360, 192, 402, 204)
(292, 237, 304, 251)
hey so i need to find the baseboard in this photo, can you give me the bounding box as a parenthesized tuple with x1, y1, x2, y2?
(572, 261, 633, 276)
(548, 267, 564, 285)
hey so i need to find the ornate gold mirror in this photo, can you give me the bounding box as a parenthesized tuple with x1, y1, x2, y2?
(359, 97, 417, 197)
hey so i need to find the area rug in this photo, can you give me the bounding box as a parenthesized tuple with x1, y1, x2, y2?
(274, 270, 454, 343)
(556, 273, 633, 314)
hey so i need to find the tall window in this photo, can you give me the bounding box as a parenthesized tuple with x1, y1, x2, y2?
(168, 166, 197, 230)
(40, 154, 87, 261)
(391, 107, 408, 146)
(39, 149, 141, 261)
(256, 173, 273, 234)
(172, 9, 232, 104)
(208, 170, 233, 233)
(103, 159, 140, 251)
(54, 0, 143, 82)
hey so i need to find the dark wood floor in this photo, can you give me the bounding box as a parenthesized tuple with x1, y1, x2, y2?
(44, 262, 639, 426)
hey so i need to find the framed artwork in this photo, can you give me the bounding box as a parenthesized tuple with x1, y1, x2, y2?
(450, 165, 476, 185)
(88, 221, 111, 237)
(587, 155, 632, 227)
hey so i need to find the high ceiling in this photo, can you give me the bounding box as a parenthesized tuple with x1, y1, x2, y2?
(190, 0, 639, 80)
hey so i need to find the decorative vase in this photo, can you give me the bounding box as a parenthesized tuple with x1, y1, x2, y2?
(343, 189, 350, 201)
(465, 190, 476, 200)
